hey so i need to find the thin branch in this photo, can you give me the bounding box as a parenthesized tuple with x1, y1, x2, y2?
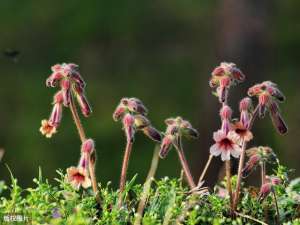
(235, 212, 268, 225)
(197, 154, 213, 187)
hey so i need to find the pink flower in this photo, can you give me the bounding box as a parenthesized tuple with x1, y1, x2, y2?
(248, 81, 288, 134)
(209, 62, 245, 103)
(66, 166, 91, 189)
(210, 130, 241, 161)
(230, 122, 253, 144)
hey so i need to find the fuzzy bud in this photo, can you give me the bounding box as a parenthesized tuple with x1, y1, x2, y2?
(143, 126, 162, 142)
(123, 113, 135, 143)
(220, 105, 232, 120)
(76, 93, 92, 117)
(134, 115, 150, 129)
(159, 135, 174, 158)
(81, 139, 95, 154)
(239, 97, 252, 112)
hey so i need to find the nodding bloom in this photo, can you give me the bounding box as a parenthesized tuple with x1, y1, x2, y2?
(242, 146, 276, 178)
(258, 176, 281, 202)
(113, 97, 148, 121)
(239, 97, 253, 129)
(113, 97, 161, 143)
(220, 105, 232, 134)
(159, 117, 199, 158)
(45, 63, 92, 117)
(210, 130, 241, 161)
(248, 81, 288, 134)
(209, 62, 245, 103)
(67, 166, 91, 189)
(40, 63, 92, 137)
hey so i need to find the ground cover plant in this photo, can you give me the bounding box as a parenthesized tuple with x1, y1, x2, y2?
(0, 62, 299, 224)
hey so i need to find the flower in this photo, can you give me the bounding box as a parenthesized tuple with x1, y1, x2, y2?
(66, 166, 91, 189)
(142, 126, 162, 142)
(258, 176, 281, 202)
(242, 146, 276, 178)
(230, 121, 253, 144)
(159, 117, 198, 158)
(39, 119, 57, 138)
(48, 91, 64, 127)
(210, 130, 241, 161)
(210, 62, 245, 102)
(248, 81, 288, 134)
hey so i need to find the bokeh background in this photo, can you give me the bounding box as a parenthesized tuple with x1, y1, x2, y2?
(0, 0, 299, 189)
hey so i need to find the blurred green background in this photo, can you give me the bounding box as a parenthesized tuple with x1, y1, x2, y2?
(0, 0, 299, 189)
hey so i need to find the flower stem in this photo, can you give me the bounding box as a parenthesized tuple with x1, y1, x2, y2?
(69, 94, 86, 142)
(134, 145, 160, 225)
(261, 162, 266, 185)
(197, 154, 213, 187)
(272, 190, 280, 225)
(174, 144, 196, 189)
(69, 94, 100, 204)
(225, 160, 233, 213)
(118, 141, 133, 207)
(233, 105, 259, 211)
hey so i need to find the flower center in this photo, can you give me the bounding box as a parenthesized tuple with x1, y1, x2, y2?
(73, 173, 85, 182)
(219, 138, 233, 150)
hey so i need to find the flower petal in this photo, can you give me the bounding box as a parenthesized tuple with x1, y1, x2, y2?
(210, 144, 221, 156)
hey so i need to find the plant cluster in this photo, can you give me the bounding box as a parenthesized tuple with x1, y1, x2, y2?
(0, 62, 299, 225)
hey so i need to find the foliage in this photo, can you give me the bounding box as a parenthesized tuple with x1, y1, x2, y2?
(0, 165, 299, 225)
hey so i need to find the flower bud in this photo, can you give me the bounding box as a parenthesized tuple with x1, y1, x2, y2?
(81, 139, 95, 154)
(123, 113, 135, 143)
(269, 102, 288, 135)
(239, 97, 252, 112)
(60, 79, 71, 107)
(76, 93, 92, 117)
(49, 103, 63, 127)
(113, 105, 126, 121)
(143, 126, 162, 142)
(220, 105, 232, 120)
(258, 182, 272, 202)
(134, 115, 150, 129)
(242, 154, 260, 178)
(159, 135, 174, 158)
(271, 177, 281, 185)
(127, 98, 148, 115)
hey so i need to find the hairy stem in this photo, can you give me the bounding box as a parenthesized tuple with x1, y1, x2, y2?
(272, 190, 280, 225)
(233, 105, 259, 210)
(197, 154, 213, 187)
(175, 143, 196, 189)
(69, 94, 100, 204)
(261, 162, 266, 185)
(118, 141, 133, 207)
(134, 145, 160, 225)
(225, 160, 233, 213)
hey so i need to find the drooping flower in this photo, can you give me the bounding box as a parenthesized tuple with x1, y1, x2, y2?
(113, 98, 161, 143)
(39, 119, 57, 138)
(81, 139, 95, 154)
(66, 166, 91, 189)
(159, 117, 199, 158)
(48, 91, 64, 127)
(242, 146, 276, 178)
(210, 130, 241, 161)
(248, 81, 288, 134)
(210, 62, 245, 103)
(258, 176, 281, 202)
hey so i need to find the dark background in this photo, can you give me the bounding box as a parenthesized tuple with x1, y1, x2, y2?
(0, 0, 299, 189)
